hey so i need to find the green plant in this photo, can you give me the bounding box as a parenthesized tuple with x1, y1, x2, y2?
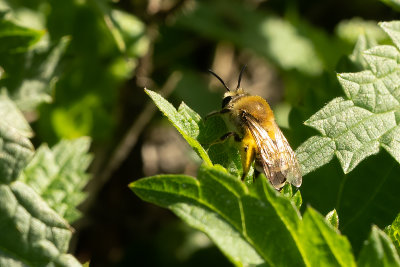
(3, 0, 400, 265)
(0, 9, 92, 267)
(131, 19, 400, 266)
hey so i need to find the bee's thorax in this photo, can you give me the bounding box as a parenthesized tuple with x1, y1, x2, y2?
(230, 95, 274, 121)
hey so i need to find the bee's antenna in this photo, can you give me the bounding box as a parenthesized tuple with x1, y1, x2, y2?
(236, 64, 247, 89)
(208, 69, 230, 91)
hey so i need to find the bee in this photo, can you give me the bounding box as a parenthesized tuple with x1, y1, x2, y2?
(208, 66, 302, 190)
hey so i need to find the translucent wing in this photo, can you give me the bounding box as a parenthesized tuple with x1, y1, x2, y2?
(273, 122, 302, 188)
(243, 113, 302, 189)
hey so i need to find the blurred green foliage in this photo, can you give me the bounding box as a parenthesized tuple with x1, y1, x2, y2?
(2, 0, 400, 265)
(0, 12, 88, 265)
(1, 0, 149, 144)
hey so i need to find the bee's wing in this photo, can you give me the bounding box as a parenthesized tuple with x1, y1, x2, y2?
(244, 114, 302, 189)
(273, 122, 302, 188)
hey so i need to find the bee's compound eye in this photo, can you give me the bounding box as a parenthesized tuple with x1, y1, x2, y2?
(222, 96, 232, 108)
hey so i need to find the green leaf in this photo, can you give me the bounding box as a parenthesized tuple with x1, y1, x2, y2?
(146, 88, 248, 178)
(146, 88, 245, 177)
(175, 2, 324, 75)
(0, 90, 32, 137)
(0, 34, 69, 111)
(206, 140, 243, 178)
(0, 18, 44, 53)
(50, 93, 111, 140)
(178, 102, 241, 172)
(380, 22, 400, 49)
(296, 135, 336, 175)
(19, 137, 92, 223)
(304, 97, 395, 173)
(385, 213, 400, 255)
(381, 0, 400, 12)
(177, 102, 202, 140)
(94, 0, 149, 57)
(35, 1, 149, 143)
(0, 182, 81, 267)
(297, 21, 400, 174)
(93, 0, 126, 53)
(109, 9, 150, 57)
(349, 34, 378, 71)
(280, 183, 303, 210)
(259, 16, 323, 75)
(131, 165, 356, 267)
(0, 122, 33, 184)
(11, 37, 69, 111)
(300, 151, 400, 253)
(335, 18, 387, 44)
(145, 89, 212, 166)
(326, 209, 339, 229)
(357, 226, 400, 266)
(301, 208, 354, 267)
(292, 190, 302, 210)
(0, 116, 80, 265)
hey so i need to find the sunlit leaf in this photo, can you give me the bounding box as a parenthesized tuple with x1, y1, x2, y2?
(348, 34, 378, 70)
(280, 183, 302, 210)
(175, 1, 326, 75)
(14, 37, 69, 110)
(381, 0, 400, 12)
(109, 9, 150, 57)
(385, 213, 400, 255)
(145, 89, 212, 166)
(357, 226, 400, 266)
(19, 137, 92, 223)
(296, 135, 336, 175)
(0, 90, 32, 137)
(137, 57, 400, 266)
(0, 122, 33, 184)
(0, 118, 81, 266)
(35, 1, 149, 143)
(0, 18, 43, 53)
(131, 165, 356, 267)
(326, 209, 339, 229)
(0, 36, 69, 111)
(0, 181, 81, 267)
(336, 18, 387, 44)
(297, 21, 400, 174)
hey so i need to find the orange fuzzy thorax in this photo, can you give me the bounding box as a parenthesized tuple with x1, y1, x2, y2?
(229, 93, 276, 140)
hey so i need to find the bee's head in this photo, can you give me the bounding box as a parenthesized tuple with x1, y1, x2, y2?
(208, 65, 247, 108)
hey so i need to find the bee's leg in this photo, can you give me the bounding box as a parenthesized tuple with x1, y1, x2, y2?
(220, 132, 241, 142)
(205, 109, 230, 120)
(240, 134, 256, 181)
(203, 132, 241, 146)
(253, 169, 261, 183)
